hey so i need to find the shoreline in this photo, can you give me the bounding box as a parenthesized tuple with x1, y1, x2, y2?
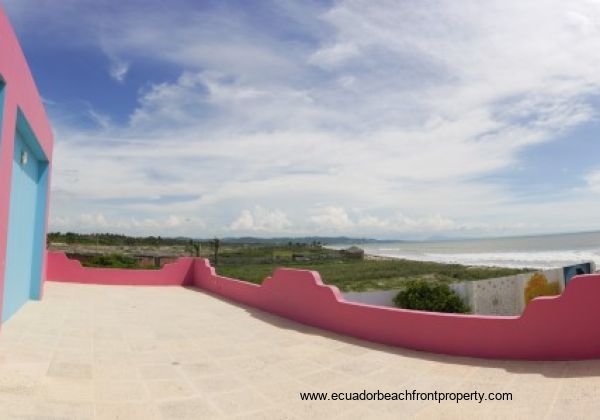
(363, 252, 539, 271)
(327, 231, 600, 270)
(334, 245, 599, 271)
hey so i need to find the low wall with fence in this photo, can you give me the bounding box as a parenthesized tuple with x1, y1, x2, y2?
(47, 252, 195, 286)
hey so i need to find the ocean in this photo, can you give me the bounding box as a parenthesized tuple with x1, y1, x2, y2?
(337, 231, 600, 269)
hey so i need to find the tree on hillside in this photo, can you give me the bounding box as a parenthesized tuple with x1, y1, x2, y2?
(212, 238, 221, 266)
(187, 240, 201, 257)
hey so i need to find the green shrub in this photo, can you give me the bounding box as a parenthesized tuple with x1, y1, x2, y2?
(393, 280, 470, 313)
(83, 254, 140, 269)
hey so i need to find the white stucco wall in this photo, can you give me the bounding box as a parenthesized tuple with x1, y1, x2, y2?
(341, 289, 400, 307)
(467, 273, 526, 316)
(341, 265, 583, 316)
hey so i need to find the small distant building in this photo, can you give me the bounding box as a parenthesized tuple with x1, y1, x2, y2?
(341, 246, 365, 260)
(0, 8, 54, 323)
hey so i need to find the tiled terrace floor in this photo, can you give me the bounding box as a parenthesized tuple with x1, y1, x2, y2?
(0, 282, 599, 419)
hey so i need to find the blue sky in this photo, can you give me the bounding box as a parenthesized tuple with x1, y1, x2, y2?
(3, 0, 600, 239)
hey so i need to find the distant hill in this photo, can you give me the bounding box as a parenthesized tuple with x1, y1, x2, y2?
(218, 236, 401, 245)
(47, 232, 403, 247)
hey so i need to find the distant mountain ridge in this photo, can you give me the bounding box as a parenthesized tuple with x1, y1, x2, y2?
(216, 236, 403, 245)
(48, 232, 404, 247)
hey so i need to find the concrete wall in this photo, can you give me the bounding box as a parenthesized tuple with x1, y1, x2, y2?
(342, 267, 587, 316)
(467, 273, 528, 316)
(0, 6, 54, 324)
(341, 289, 400, 307)
(468, 267, 578, 316)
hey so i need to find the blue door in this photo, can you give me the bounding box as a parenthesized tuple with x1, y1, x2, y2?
(2, 127, 47, 321)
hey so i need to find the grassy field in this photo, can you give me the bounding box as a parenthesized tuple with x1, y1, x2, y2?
(81, 254, 161, 270)
(216, 258, 528, 292)
(57, 239, 528, 292)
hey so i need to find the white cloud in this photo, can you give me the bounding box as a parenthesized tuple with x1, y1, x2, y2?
(7, 0, 600, 236)
(87, 109, 111, 130)
(357, 215, 388, 229)
(108, 57, 129, 83)
(79, 213, 108, 229)
(230, 210, 254, 231)
(166, 215, 183, 227)
(586, 170, 600, 193)
(310, 207, 354, 231)
(230, 207, 292, 233)
(50, 209, 205, 236)
(309, 42, 359, 68)
(392, 213, 457, 233)
(309, 209, 457, 235)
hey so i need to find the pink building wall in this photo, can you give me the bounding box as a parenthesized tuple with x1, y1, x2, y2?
(47, 252, 600, 360)
(0, 6, 54, 323)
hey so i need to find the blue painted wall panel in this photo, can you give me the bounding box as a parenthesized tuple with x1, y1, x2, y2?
(30, 160, 48, 300)
(2, 130, 43, 321)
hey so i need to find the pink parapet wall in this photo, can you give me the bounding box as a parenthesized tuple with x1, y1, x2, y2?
(193, 259, 600, 361)
(47, 252, 600, 360)
(47, 252, 195, 286)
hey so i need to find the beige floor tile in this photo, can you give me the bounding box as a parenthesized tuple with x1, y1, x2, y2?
(145, 378, 196, 400)
(93, 379, 148, 402)
(0, 363, 46, 396)
(36, 376, 94, 402)
(0, 282, 598, 419)
(188, 372, 246, 394)
(233, 407, 299, 419)
(138, 363, 182, 380)
(95, 402, 162, 420)
(210, 388, 271, 416)
(178, 360, 225, 377)
(48, 361, 93, 380)
(158, 397, 221, 419)
(30, 399, 96, 419)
